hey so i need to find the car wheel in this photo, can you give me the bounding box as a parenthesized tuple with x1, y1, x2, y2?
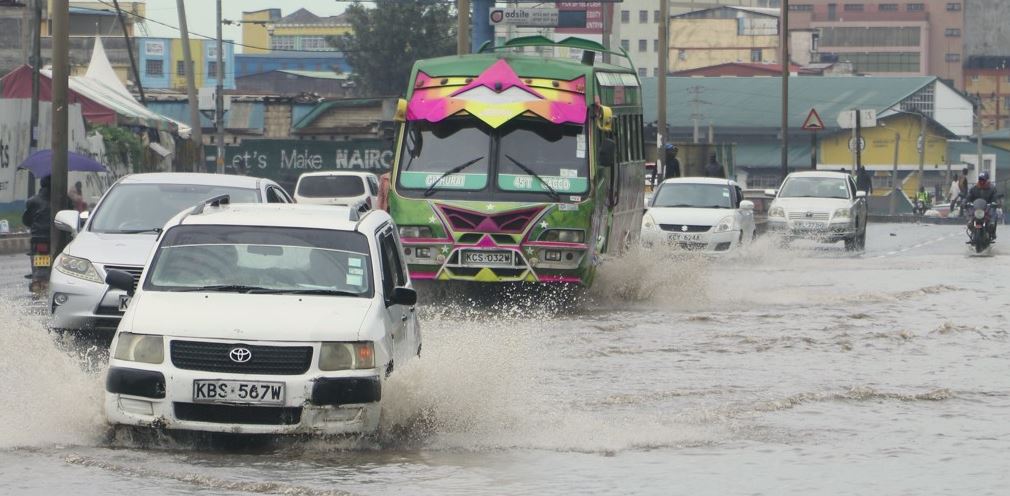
(857, 230, 867, 250)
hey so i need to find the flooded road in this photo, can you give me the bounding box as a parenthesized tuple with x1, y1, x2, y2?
(2, 223, 1009, 495)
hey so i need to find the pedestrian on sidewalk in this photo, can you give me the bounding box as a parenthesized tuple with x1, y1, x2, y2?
(856, 165, 872, 196)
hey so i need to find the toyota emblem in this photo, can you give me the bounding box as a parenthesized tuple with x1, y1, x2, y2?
(229, 347, 252, 363)
(681, 225, 688, 232)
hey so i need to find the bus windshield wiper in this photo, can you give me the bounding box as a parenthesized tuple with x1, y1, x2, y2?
(504, 154, 561, 202)
(423, 156, 483, 197)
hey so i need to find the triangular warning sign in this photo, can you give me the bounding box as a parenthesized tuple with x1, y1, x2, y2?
(802, 108, 825, 131)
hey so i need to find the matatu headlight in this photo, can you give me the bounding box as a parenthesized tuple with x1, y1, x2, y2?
(539, 229, 585, 243)
(398, 226, 433, 238)
(55, 254, 103, 283)
(113, 333, 164, 364)
(319, 342, 375, 371)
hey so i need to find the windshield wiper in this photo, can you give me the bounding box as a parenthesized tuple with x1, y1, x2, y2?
(504, 154, 561, 202)
(113, 228, 163, 234)
(171, 284, 274, 293)
(423, 156, 483, 197)
(278, 289, 363, 297)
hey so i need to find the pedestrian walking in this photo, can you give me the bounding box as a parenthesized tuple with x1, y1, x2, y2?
(705, 153, 725, 178)
(855, 165, 872, 196)
(663, 144, 680, 180)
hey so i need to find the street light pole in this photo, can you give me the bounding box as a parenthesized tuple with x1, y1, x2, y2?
(780, 0, 790, 182)
(50, 0, 70, 256)
(657, 0, 668, 177)
(215, 0, 225, 173)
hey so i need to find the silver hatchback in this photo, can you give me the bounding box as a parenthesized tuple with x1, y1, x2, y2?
(49, 173, 292, 335)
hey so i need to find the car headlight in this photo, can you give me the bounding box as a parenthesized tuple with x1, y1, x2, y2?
(714, 215, 735, 233)
(113, 333, 164, 364)
(769, 206, 785, 218)
(398, 226, 433, 238)
(833, 208, 851, 219)
(642, 213, 659, 230)
(55, 253, 103, 283)
(319, 342, 375, 371)
(539, 229, 585, 243)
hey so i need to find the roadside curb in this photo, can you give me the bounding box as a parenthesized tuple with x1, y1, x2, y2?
(869, 215, 967, 225)
(0, 234, 29, 255)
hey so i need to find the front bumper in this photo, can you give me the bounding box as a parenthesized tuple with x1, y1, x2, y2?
(105, 365, 382, 435)
(402, 240, 589, 284)
(49, 267, 128, 333)
(641, 228, 741, 252)
(767, 219, 857, 242)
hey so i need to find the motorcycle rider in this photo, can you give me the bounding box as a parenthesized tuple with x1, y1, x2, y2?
(22, 175, 52, 244)
(964, 172, 1000, 240)
(914, 186, 930, 215)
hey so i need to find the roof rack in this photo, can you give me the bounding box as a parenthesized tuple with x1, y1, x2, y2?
(477, 36, 636, 71)
(190, 194, 231, 215)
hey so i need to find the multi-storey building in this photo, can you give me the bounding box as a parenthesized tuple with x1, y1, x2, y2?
(136, 37, 236, 91)
(241, 8, 351, 54)
(963, 56, 1010, 132)
(667, 6, 781, 73)
(788, 1, 966, 87)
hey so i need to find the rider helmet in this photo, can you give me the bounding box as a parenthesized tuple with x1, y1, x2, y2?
(978, 171, 990, 184)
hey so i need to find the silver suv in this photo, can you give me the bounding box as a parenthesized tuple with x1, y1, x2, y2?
(49, 173, 292, 335)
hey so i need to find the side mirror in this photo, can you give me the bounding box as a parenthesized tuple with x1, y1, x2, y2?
(105, 269, 136, 296)
(389, 286, 417, 306)
(764, 189, 777, 197)
(54, 209, 81, 235)
(856, 191, 867, 198)
(596, 104, 613, 132)
(599, 138, 616, 169)
(740, 200, 755, 211)
(394, 98, 408, 122)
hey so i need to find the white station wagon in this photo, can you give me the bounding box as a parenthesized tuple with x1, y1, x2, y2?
(103, 198, 419, 435)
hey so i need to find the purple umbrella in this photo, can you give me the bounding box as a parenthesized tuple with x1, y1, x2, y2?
(17, 150, 109, 178)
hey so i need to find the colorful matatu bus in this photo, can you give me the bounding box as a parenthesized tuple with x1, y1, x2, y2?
(388, 36, 645, 287)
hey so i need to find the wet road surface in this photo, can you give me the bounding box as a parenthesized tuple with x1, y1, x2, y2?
(2, 223, 1008, 495)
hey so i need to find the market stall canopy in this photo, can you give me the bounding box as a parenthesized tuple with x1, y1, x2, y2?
(0, 37, 190, 138)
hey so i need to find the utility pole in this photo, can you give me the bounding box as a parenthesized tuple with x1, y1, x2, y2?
(780, 0, 790, 182)
(601, 3, 611, 64)
(916, 111, 926, 185)
(111, 0, 145, 105)
(29, 0, 41, 158)
(976, 104, 984, 177)
(470, 0, 493, 53)
(50, 0, 70, 256)
(889, 132, 900, 216)
(457, 0, 470, 55)
(854, 108, 862, 170)
(215, 0, 225, 173)
(176, 0, 203, 172)
(657, 0, 668, 176)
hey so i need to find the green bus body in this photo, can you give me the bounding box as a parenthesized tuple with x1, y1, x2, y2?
(389, 39, 644, 286)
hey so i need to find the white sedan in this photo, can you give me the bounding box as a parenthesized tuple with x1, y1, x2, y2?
(641, 178, 756, 252)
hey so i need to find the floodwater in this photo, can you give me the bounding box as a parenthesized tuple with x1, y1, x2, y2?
(2, 223, 1009, 495)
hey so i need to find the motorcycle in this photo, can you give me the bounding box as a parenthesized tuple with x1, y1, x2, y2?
(28, 237, 51, 294)
(966, 199, 998, 254)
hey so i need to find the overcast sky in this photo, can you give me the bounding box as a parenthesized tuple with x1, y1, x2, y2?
(140, 0, 349, 52)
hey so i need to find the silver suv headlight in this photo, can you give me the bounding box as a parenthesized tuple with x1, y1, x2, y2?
(833, 208, 851, 219)
(113, 333, 165, 364)
(769, 206, 785, 218)
(55, 254, 103, 283)
(319, 342, 375, 371)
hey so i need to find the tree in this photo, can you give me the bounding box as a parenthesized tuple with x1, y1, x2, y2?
(331, 1, 456, 96)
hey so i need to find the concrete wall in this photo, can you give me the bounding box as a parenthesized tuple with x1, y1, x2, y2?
(965, 0, 1010, 56)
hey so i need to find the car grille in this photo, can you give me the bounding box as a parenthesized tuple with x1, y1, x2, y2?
(659, 224, 710, 233)
(103, 265, 143, 291)
(174, 403, 302, 425)
(787, 212, 830, 221)
(170, 340, 313, 375)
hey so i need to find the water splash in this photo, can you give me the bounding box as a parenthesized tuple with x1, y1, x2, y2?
(0, 299, 105, 448)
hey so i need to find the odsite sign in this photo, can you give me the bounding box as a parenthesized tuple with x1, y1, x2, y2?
(224, 139, 394, 189)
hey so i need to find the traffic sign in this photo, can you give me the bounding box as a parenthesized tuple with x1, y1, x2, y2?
(837, 109, 877, 129)
(848, 137, 866, 152)
(802, 108, 825, 131)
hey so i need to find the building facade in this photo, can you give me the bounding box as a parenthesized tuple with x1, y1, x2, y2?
(241, 8, 351, 54)
(788, 0, 966, 87)
(137, 37, 236, 91)
(667, 6, 780, 73)
(234, 52, 351, 79)
(963, 56, 1010, 132)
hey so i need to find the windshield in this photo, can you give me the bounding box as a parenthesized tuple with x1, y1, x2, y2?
(652, 183, 733, 209)
(496, 120, 589, 194)
(145, 225, 373, 297)
(398, 118, 490, 191)
(780, 177, 850, 200)
(90, 183, 260, 234)
(297, 175, 365, 198)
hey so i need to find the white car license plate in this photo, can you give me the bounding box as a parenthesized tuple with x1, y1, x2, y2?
(668, 233, 702, 242)
(462, 250, 513, 267)
(794, 221, 826, 230)
(193, 380, 285, 405)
